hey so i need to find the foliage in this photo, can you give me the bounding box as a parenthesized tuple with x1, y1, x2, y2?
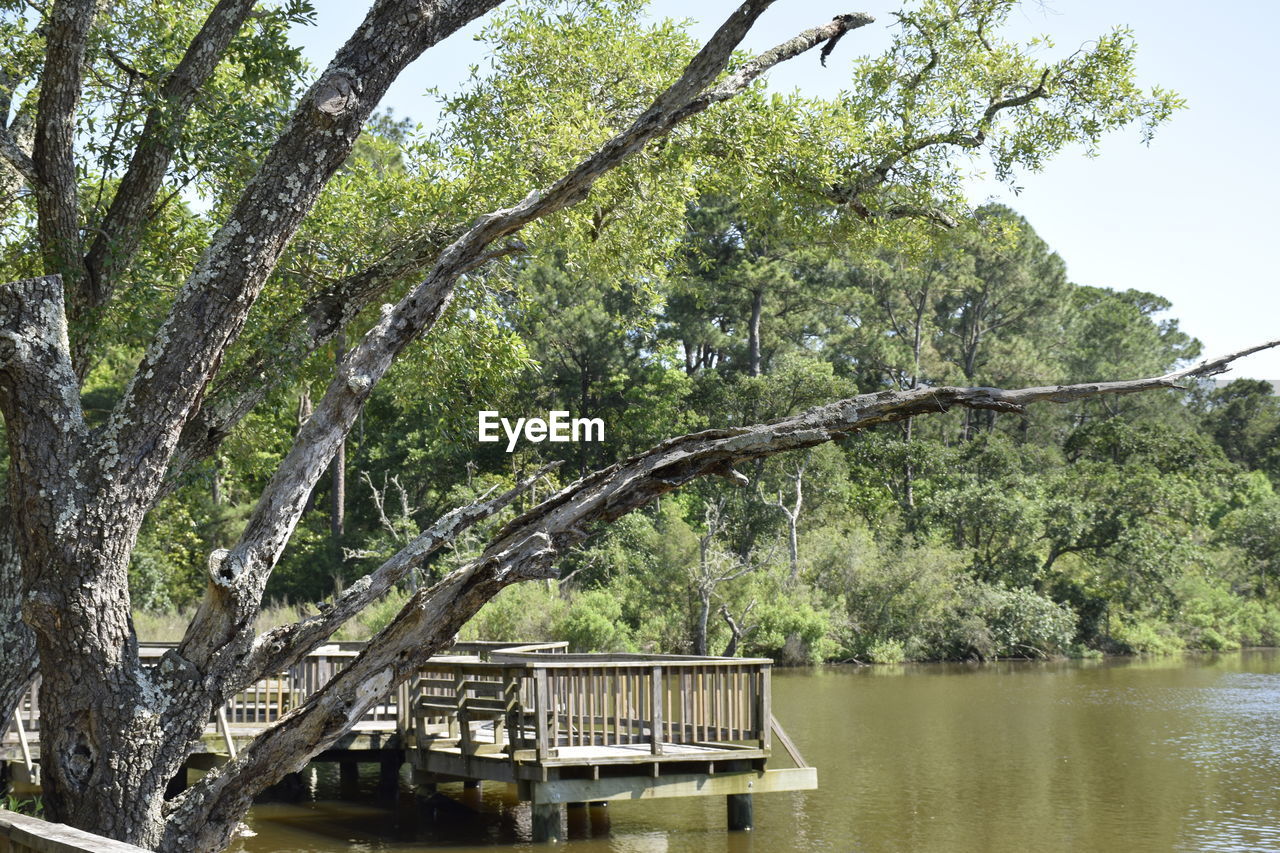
(11, 0, 1252, 668)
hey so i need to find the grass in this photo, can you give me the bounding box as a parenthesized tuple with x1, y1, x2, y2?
(133, 592, 410, 643)
(133, 601, 308, 643)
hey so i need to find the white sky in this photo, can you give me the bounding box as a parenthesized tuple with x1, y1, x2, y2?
(293, 0, 1280, 380)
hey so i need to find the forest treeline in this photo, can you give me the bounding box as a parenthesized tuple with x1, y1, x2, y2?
(124, 195, 1280, 663)
(11, 0, 1250, 665)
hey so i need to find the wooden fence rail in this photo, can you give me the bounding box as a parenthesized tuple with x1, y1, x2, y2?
(6, 641, 789, 775)
(0, 810, 149, 853)
(407, 653, 774, 762)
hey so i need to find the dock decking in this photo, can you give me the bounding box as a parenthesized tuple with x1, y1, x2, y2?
(3, 641, 815, 842)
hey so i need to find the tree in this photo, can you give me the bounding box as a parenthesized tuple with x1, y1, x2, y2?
(0, 0, 1232, 849)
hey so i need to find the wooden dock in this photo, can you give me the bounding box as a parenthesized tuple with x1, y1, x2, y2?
(3, 641, 815, 842)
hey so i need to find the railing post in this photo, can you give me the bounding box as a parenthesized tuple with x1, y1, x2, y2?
(503, 669, 520, 757)
(650, 665, 664, 755)
(759, 664, 772, 752)
(534, 667, 552, 760)
(12, 707, 36, 785)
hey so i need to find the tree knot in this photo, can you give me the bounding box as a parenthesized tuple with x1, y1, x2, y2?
(313, 72, 359, 120)
(208, 548, 245, 587)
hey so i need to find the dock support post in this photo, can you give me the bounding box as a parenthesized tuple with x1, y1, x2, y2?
(412, 768, 438, 797)
(464, 779, 481, 790)
(378, 753, 401, 796)
(339, 760, 359, 798)
(531, 802, 563, 843)
(727, 793, 753, 831)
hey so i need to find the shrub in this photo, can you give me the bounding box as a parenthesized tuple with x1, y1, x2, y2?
(553, 588, 635, 652)
(866, 638, 906, 664)
(461, 582, 564, 643)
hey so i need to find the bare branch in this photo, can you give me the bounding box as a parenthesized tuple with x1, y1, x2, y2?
(237, 462, 560, 686)
(103, 0, 508, 530)
(83, 0, 261, 311)
(483, 340, 1280, 556)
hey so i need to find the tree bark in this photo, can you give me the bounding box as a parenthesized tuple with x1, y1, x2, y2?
(330, 336, 347, 552)
(0, 494, 35, 726)
(747, 286, 763, 376)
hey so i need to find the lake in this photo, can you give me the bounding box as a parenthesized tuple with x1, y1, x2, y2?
(233, 649, 1280, 852)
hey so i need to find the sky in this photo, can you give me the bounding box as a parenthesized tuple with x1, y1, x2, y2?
(291, 0, 1280, 380)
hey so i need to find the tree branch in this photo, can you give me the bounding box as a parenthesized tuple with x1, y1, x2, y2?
(82, 0, 261, 313)
(32, 0, 99, 309)
(100, 0, 508, 533)
(0, 69, 36, 198)
(0, 113, 37, 189)
(237, 462, 559, 686)
(163, 339, 1280, 849)
(169, 3, 879, 678)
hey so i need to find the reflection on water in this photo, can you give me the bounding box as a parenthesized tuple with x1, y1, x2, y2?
(232, 649, 1280, 853)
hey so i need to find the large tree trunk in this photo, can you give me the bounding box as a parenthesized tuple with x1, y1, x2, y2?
(0, 496, 36, 726)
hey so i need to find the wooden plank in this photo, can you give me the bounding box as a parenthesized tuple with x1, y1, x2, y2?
(534, 668, 552, 759)
(649, 666, 663, 756)
(532, 767, 817, 804)
(0, 810, 152, 852)
(760, 667, 772, 752)
(769, 715, 808, 768)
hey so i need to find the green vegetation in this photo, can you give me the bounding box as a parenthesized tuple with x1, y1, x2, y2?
(129, 197, 1280, 663)
(6, 0, 1252, 664)
(2, 794, 43, 818)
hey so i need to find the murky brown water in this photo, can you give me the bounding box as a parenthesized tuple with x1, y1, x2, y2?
(232, 649, 1280, 852)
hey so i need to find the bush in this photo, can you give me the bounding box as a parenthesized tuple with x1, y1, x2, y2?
(553, 588, 635, 652)
(964, 583, 1077, 659)
(748, 595, 840, 665)
(1109, 613, 1184, 655)
(866, 638, 906, 664)
(461, 582, 564, 643)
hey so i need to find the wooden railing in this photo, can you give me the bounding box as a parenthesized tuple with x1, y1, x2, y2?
(408, 652, 773, 761)
(6, 642, 777, 771)
(0, 810, 149, 853)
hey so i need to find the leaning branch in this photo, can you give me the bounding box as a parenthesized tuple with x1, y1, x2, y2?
(162, 340, 1277, 849)
(170, 3, 876, 677)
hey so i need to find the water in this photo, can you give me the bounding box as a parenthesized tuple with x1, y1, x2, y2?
(233, 650, 1280, 852)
